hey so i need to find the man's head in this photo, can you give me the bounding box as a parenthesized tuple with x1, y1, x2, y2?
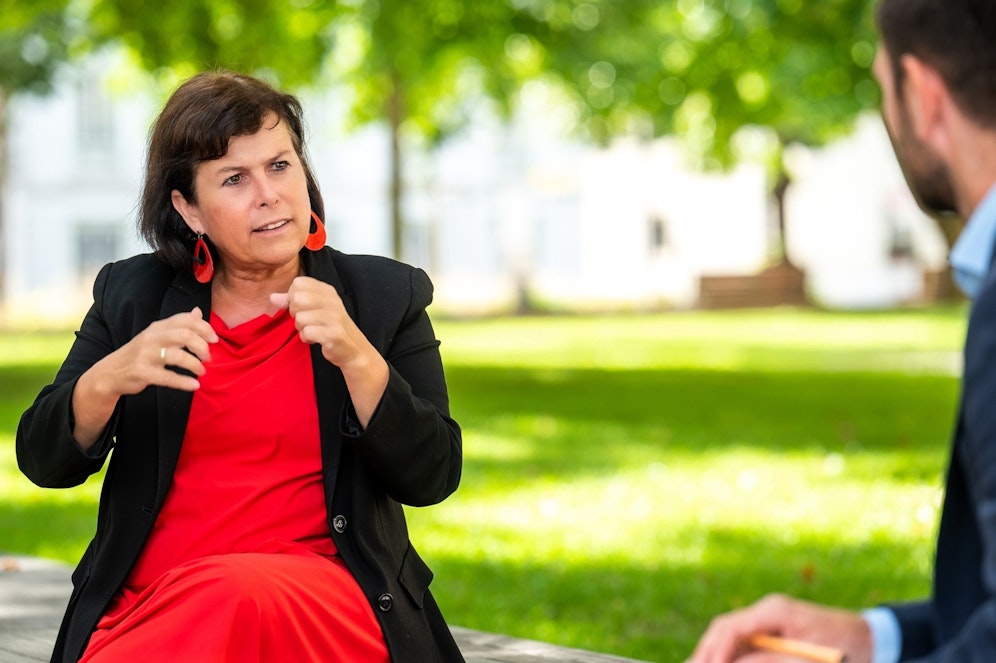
(874, 0, 996, 216)
(876, 0, 996, 129)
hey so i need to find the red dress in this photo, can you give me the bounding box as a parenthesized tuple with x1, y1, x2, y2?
(81, 309, 390, 663)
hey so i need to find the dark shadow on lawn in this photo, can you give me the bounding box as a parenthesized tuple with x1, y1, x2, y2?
(447, 365, 956, 482)
(0, 364, 60, 437)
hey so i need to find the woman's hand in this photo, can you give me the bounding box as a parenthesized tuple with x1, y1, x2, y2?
(271, 276, 389, 429)
(71, 307, 218, 450)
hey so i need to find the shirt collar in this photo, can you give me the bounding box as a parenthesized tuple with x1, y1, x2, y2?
(949, 182, 996, 281)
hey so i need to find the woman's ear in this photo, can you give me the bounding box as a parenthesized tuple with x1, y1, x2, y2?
(171, 190, 201, 234)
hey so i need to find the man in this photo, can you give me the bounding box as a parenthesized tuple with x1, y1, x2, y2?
(690, 1, 996, 661)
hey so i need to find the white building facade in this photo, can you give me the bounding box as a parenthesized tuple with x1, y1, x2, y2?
(0, 58, 947, 328)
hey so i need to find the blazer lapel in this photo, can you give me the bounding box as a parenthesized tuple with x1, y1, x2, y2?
(303, 249, 352, 501)
(303, 247, 354, 317)
(155, 271, 211, 505)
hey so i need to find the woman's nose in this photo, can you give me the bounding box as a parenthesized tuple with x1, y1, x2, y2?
(255, 176, 279, 207)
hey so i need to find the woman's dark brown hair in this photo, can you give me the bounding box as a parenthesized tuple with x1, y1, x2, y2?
(139, 71, 325, 272)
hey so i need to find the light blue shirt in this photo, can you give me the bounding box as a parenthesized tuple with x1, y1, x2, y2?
(949, 182, 996, 299)
(862, 182, 996, 663)
(863, 607, 903, 663)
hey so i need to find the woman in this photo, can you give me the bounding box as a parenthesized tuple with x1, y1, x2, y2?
(16, 71, 464, 663)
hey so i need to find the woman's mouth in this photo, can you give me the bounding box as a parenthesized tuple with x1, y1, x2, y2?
(254, 219, 291, 233)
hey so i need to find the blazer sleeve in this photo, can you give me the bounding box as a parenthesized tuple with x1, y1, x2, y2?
(889, 286, 996, 662)
(888, 600, 936, 659)
(16, 263, 121, 488)
(342, 266, 462, 507)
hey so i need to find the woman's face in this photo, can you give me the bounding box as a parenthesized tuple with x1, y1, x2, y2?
(171, 113, 312, 279)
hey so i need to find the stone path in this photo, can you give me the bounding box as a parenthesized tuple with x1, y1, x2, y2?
(0, 555, 652, 663)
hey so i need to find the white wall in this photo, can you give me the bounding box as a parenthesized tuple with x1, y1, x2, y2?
(3, 58, 149, 326)
(785, 114, 947, 309)
(0, 57, 947, 327)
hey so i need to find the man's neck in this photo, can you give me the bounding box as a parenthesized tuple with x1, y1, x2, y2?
(950, 121, 996, 219)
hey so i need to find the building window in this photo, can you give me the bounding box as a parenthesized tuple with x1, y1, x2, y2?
(649, 215, 669, 252)
(77, 70, 113, 154)
(887, 213, 914, 260)
(76, 225, 119, 279)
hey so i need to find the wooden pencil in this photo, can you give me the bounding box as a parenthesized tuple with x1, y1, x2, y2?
(746, 634, 847, 663)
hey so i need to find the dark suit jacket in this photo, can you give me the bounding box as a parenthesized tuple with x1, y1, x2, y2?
(16, 247, 465, 663)
(889, 267, 996, 661)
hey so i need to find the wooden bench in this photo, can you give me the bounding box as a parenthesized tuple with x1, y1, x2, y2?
(0, 556, 650, 663)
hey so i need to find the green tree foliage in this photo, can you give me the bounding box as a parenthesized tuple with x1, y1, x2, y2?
(537, 0, 879, 161)
(0, 0, 74, 94)
(83, 0, 340, 87)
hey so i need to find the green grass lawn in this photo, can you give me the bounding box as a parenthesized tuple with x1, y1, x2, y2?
(0, 307, 967, 662)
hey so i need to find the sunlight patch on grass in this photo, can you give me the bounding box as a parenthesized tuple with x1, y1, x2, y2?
(411, 446, 940, 586)
(0, 333, 73, 367)
(437, 309, 966, 374)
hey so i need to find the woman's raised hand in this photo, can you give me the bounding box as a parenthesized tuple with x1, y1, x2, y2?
(107, 307, 218, 395)
(271, 277, 388, 428)
(71, 307, 218, 449)
(270, 278, 370, 369)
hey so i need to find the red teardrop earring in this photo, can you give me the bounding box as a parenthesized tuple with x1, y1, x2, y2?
(306, 211, 327, 251)
(192, 234, 214, 283)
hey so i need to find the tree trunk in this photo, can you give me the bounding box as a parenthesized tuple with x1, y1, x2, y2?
(772, 169, 793, 268)
(0, 87, 7, 308)
(387, 72, 404, 261)
(773, 155, 963, 303)
(927, 212, 966, 301)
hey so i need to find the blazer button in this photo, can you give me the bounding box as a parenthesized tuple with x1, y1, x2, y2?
(332, 515, 348, 533)
(377, 593, 394, 612)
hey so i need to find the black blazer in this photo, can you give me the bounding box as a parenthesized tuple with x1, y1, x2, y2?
(889, 263, 996, 661)
(16, 247, 465, 663)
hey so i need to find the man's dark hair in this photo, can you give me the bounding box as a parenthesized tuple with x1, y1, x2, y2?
(876, 0, 996, 128)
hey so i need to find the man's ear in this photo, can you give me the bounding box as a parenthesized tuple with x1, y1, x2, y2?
(171, 190, 202, 235)
(900, 54, 951, 148)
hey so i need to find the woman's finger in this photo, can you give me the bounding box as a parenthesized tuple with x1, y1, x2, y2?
(269, 292, 290, 310)
(160, 345, 207, 378)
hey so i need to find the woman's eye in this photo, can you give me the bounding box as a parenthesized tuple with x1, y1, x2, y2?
(272, 160, 290, 171)
(224, 173, 243, 186)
